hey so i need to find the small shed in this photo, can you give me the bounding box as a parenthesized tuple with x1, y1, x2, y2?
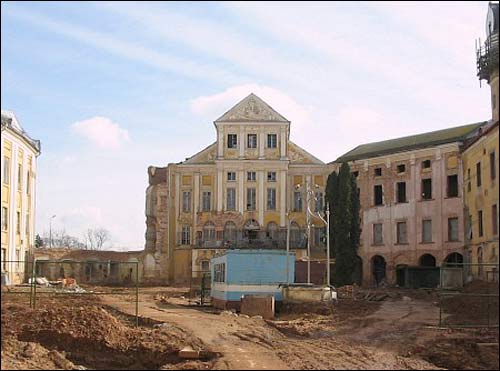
(210, 249, 295, 310)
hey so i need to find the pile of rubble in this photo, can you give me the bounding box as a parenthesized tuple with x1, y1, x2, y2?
(1, 295, 216, 370)
(27, 277, 88, 293)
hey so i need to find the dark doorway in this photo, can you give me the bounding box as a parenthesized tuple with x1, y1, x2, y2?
(372, 255, 386, 287)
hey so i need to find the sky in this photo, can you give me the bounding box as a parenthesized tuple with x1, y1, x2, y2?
(1, 1, 494, 250)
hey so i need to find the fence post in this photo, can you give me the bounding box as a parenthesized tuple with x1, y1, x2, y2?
(135, 262, 139, 327)
(33, 260, 38, 309)
(438, 293, 442, 327)
(29, 260, 35, 308)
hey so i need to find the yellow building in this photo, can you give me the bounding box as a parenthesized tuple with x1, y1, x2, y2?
(463, 121, 499, 279)
(145, 94, 331, 284)
(1, 110, 41, 284)
(462, 2, 500, 280)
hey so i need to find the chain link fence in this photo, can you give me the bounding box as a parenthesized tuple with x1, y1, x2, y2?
(1, 260, 140, 326)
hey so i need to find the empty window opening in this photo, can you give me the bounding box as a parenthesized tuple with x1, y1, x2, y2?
(422, 178, 432, 200)
(447, 175, 458, 198)
(374, 185, 383, 206)
(397, 182, 407, 203)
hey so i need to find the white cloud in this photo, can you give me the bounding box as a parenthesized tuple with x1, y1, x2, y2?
(72, 116, 130, 149)
(190, 84, 314, 133)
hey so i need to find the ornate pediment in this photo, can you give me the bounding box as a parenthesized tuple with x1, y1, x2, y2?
(215, 93, 289, 123)
(182, 142, 217, 164)
(288, 141, 324, 164)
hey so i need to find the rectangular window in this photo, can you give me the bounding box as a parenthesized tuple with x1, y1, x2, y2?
(201, 260, 210, 272)
(397, 164, 406, 173)
(422, 178, 432, 200)
(374, 167, 382, 177)
(397, 222, 407, 244)
(16, 212, 20, 234)
(313, 227, 323, 247)
(247, 188, 256, 210)
(247, 171, 256, 181)
(3, 156, 10, 185)
(227, 171, 236, 181)
(476, 162, 482, 187)
(374, 185, 383, 206)
(226, 188, 236, 211)
(490, 151, 497, 181)
(467, 169, 471, 192)
(314, 192, 324, 212)
(373, 223, 383, 245)
(214, 263, 226, 283)
(1, 207, 7, 231)
(247, 134, 257, 149)
(293, 191, 302, 211)
(422, 160, 431, 169)
(448, 217, 459, 242)
(267, 171, 276, 182)
(227, 134, 237, 149)
(202, 191, 211, 211)
(352, 171, 359, 178)
(26, 171, 30, 195)
(396, 182, 407, 203)
(493, 204, 498, 236)
(181, 226, 190, 245)
(422, 219, 432, 243)
(447, 175, 458, 198)
(17, 164, 22, 191)
(267, 188, 276, 210)
(25, 214, 30, 235)
(182, 191, 191, 213)
(478, 210, 484, 237)
(1, 248, 6, 271)
(267, 134, 277, 148)
(468, 214, 473, 240)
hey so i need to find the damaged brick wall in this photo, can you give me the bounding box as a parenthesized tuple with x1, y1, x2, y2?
(144, 166, 170, 282)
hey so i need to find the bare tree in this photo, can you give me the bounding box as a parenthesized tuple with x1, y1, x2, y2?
(94, 228, 110, 250)
(84, 228, 111, 250)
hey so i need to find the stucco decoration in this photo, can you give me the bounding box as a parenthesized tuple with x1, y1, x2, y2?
(182, 142, 217, 164)
(215, 93, 289, 123)
(288, 141, 324, 164)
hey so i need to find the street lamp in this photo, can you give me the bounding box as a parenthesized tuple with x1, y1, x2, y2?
(49, 215, 56, 248)
(296, 182, 330, 286)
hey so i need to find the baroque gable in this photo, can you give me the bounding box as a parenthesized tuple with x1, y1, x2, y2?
(181, 142, 217, 164)
(288, 141, 324, 164)
(215, 93, 289, 123)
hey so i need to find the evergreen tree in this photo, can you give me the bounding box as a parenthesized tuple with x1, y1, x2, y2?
(325, 162, 361, 286)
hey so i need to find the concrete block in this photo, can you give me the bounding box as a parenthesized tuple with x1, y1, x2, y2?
(178, 347, 200, 359)
(240, 295, 275, 320)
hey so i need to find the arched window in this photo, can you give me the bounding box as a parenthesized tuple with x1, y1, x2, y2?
(203, 222, 216, 241)
(267, 222, 278, 239)
(244, 219, 260, 239)
(419, 254, 436, 267)
(223, 221, 237, 242)
(290, 221, 301, 243)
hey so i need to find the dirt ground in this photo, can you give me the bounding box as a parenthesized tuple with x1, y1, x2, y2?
(1, 293, 215, 370)
(1, 283, 499, 370)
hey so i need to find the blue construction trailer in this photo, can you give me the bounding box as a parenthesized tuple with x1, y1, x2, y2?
(210, 249, 295, 310)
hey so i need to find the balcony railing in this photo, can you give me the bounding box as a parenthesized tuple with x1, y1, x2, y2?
(193, 229, 309, 250)
(477, 33, 499, 81)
